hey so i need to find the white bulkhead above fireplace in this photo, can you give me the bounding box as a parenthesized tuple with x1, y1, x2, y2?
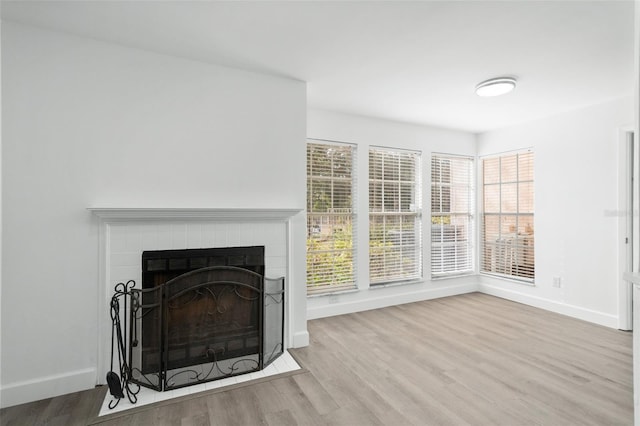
(89, 207, 308, 385)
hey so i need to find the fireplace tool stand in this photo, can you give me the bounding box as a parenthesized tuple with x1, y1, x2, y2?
(106, 280, 140, 409)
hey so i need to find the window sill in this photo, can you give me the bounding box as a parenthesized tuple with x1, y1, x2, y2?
(370, 279, 424, 289)
(307, 287, 359, 298)
(431, 272, 475, 281)
(480, 272, 535, 286)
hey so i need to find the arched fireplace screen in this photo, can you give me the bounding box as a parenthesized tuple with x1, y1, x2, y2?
(120, 246, 284, 392)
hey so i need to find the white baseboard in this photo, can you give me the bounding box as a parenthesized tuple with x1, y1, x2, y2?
(291, 330, 310, 348)
(307, 278, 619, 329)
(479, 282, 619, 329)
(307, 280, 479, 320)
(0, 368, 96, 409)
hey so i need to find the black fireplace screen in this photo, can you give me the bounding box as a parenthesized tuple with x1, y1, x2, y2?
(126, 246, 284, 392)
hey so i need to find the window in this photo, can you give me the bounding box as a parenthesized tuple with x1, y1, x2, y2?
(481, 151, 534, 282)
(369, 147, 422, 284)
(306, 141, 356, 295)
(431, 155, 474, 277)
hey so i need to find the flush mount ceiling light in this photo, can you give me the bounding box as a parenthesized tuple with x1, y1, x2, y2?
(475, 77, 517, 97)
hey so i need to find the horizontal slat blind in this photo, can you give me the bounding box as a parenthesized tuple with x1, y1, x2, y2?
(307, 141, 357, 295)
(369, 148, 422, 284)
(431, 155, 474, 277)
(481, 151, 534, 281)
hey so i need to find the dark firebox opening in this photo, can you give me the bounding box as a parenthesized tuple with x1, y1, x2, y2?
(142, 246, 265, 289)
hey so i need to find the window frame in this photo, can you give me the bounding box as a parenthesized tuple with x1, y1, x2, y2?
(368, 146, 423, 285)
(480, 149, 535, 284)
(430, 153, 475, 279)
(306, 139, 357, 295)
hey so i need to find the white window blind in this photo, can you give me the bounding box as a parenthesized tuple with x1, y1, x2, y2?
(481, 151, 535, 282)
(306, 141, 357, 295)
(431, 155, 474, 277)
(369, 147, 422, 284)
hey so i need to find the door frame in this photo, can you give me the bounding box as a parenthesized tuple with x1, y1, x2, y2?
(618, 127, 636, 330)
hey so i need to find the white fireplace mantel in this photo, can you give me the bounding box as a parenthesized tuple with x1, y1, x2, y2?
(89, 206, 307, 386)
(88, 207, 303, 221)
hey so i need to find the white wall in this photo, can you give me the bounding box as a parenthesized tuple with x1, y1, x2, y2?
(307, 109, 479, 319)
(1, 21, 306, 408)
(477, 97, 634, 327)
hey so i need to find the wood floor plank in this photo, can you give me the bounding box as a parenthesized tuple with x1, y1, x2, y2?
(263, 409, 297, 426)
(1, 293, 633, 425)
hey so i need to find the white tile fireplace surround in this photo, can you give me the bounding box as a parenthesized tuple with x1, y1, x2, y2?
(89, 207, 304, 386)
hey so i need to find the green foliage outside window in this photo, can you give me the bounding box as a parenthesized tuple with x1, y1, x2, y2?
(431, 215, 451, 225)
(306, 224, 354, 291)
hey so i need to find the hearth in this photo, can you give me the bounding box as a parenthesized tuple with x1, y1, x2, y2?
(109, 246, 285, 399)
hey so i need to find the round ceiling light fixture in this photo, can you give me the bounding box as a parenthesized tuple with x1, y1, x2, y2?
(475, 77, 517, 97)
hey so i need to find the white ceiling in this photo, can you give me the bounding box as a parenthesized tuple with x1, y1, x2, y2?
(1, 0, 635, 133)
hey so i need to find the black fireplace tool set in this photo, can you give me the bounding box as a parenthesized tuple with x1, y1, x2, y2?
(107, 280, 140, 409)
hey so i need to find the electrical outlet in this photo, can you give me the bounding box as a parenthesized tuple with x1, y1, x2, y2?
(328, 295, 339, 304)
(552, 276, 562, 288)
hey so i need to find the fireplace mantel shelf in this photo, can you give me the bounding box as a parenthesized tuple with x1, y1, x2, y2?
(88, 207, 303, 221)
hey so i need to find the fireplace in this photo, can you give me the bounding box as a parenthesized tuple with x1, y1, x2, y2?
(90, 207, 305, 396)
(124, 246, 284, 391)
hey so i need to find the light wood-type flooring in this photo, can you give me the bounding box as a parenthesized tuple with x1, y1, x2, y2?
(0, 292, 633, 425)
